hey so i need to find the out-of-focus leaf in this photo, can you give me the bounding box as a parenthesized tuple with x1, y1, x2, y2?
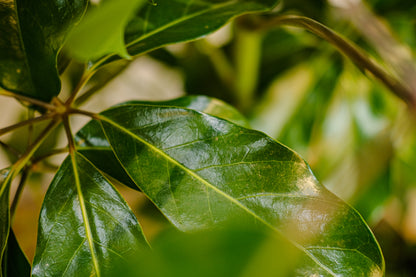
(1, 229, 30, 277)
(99, 0, 279, 64)
(75, 95, 249, 190)
(66, 0, 145, 61)
(0, 0, 88, 101)
(0, 169, 11, 276)
(114, 226, 302, 277)
(31, 152, 148, 276)
(96, 102, 384, 275)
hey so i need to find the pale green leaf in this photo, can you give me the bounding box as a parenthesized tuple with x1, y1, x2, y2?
(66, 0, 146, 61)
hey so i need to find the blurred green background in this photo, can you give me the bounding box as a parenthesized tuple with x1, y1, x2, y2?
(1, 0, 415, 275)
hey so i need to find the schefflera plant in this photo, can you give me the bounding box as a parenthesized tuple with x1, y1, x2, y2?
(0, 0, 386, 276)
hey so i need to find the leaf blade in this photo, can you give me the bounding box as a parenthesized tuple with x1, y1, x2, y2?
(0, 169, 11, 277)
(65, 0, 146, 61)
(75, 95, 249, 190)
(0, 0, 88, 101)
(32, 152, 148, 276)
(98, 103, 384, 275)
(1, 229, 31, 277)
(94, 0, 279, 65)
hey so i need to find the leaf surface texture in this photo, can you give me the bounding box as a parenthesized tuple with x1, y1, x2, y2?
(32, 153, 148, 276)
(88, 102, 385, 276)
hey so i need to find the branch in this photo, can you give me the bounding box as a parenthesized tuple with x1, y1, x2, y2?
(242, 15, 416, 109)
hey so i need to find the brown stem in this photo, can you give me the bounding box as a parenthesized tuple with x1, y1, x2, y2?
(10, 168, 29, 220)
(0, 113, 53, 136)
(69, 108, 99, 119)
(31, 147, 69, 166)
(0, 140, 21, 157)
(0, 89, 57, 110)
(63, 115, 76, 155)
(243, 15, 416, 109)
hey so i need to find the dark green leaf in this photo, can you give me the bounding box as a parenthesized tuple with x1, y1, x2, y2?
(100, 0, 279, 64)
(2, 229, 30, 277)
(32, 152, 148, 276)
(75, 95, 249, 190)
(65, 0, 146, 61)
(97, 103, 384, 276)
(0, 169, 11, 277)
(0, 0, 88, 101)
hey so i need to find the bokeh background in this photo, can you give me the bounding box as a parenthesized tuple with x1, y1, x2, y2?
(1, 0, 415, 275)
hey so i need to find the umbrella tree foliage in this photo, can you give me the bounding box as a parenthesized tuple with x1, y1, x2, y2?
(1, 0, 415, 275)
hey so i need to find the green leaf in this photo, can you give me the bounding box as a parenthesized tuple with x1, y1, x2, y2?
(75, 95, 249, 189)
(65, 0, 146, 61)
(98, 0, 279, 64)
(0, 169, 12, 277)
(2, 229, 30, 277)
(115, 226, 302, 277)
(31, 152, 148, 276)
(96, 103, 384, 275)
(0, 0, 88, 101)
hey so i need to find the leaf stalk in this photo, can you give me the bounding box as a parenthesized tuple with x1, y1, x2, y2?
(242, 15, 416, 110)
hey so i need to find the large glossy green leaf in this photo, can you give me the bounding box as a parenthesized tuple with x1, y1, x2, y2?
(98, 0, 278, 64)
(66, 0, 145, 61)
(0, 0, 88, 101)
(75, 95, 249, 190)
(93, 102, 384, 275)
(32, 152, 148, 276)
(1, 229, 30, 277)
(0, 169, 11, 277)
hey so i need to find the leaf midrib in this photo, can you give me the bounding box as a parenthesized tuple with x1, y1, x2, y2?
(70, 153, 101, 277)
(98, 114, 338, 276)
(125, 1, 237, 48)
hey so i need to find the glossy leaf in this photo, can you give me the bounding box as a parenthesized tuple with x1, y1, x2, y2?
(32, 152, 148, 276)
(66, 0, 146, 61)
(94, 102, 384, 275)
(0, 0, 88, 101)
(1, 229, 30, 277)
(99, 0, 279, 64)
(0, 169, 11, 276)
(75, 95, 249, 189)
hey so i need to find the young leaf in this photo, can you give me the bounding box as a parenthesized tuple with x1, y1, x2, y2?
(98, 0, 279, 64)
(75, 95, 249, 190)
(1, 229, 31, 277)
(31, 152, 148, 276)
(0, 0, 88, 101)
(65, 0, 146, 61)
(0, 169, 11, 277)
(95, 103, 384, 275)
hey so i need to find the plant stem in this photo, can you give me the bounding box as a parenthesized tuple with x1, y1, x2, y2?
(27, 109, 35, 146)
(10, 168, 29, 220)
(69, 108, 99, 120)
(0, 113, 54, 137)
(63, 116, 76, 155)
(243, 15, 416, 109)
(0, 89, 57, 111)
(64, 69, 96, 108)
(0, 140, 21, 158)
(6, 119, 61, 220)
(234, 25, 263, 112)
(196, 40, 236, 93)
(31, 147, 69, 166)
